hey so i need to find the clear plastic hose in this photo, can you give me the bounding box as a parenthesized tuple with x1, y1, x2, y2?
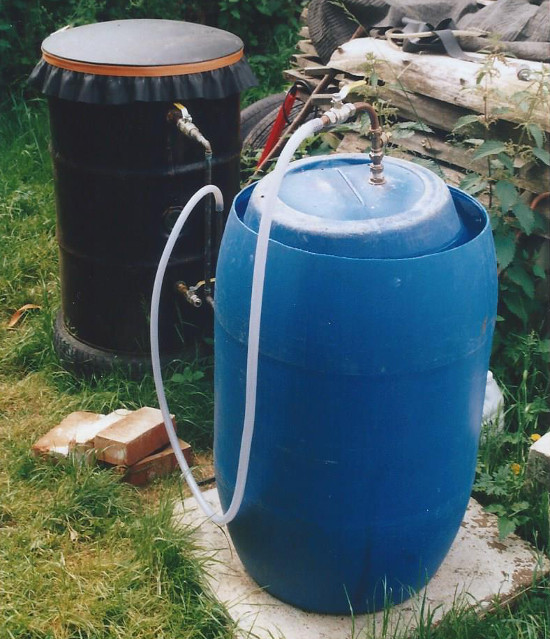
(151, 119, 325, 526)
(151, 185, 224, 522)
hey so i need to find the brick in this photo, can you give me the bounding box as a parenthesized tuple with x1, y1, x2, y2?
(124, 439, 193, 486)
(527, 432, 550, 490)
(70, 409, 132, 453)
(32, 411, 103, 457)
(94, 407, 172, 467)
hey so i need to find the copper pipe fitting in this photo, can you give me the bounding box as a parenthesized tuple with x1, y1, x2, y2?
(353, 102, 385, 185)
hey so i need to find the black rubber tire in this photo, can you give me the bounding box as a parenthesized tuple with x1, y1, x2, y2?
(240, 93, 286, 141)
(307, 0, 387, 64)
(242, 99, 315, 152)
(53, 310, 175, 379)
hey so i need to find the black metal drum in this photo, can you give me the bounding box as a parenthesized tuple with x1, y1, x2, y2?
(29, 19, 256, 372)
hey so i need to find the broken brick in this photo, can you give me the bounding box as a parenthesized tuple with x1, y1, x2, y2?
(32, 411, 104, 457)
(70, 409, 132, 453)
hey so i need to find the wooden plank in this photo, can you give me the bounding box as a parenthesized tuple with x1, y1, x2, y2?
(393, 133, 549, 194)
(336, 130, 549, 194)
(329, 38, 550, 131)
(362, 85, 535, 139)
(287, 69, 539, 140)
(303, 65, 339, 77)
(519, 162, 550, 197)
(378, 86, 469, 133)
(392, 150, 470, 192)
(288, 63, 539, 138)
(283, 68, 318, 85)
(291, 53, 322, 70)
(296, 39, 319, 57)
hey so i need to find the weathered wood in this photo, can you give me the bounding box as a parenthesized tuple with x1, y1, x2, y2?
(291, 54, 324, 70)
(519, 162, 550, 197)
(283, 68, 308, 83)
(378, 86, 470, 133)
(290, 65, 542, 142)
(329, 38, 550, 131)
(286, 63, 466, 131)
(289, 65, 474, 134)
(335, 130, 549, 195)
(283, 68, 321, 87)
(395, 133, 550, 194)
(296, 39, 319, 57)
(393, 151, 471, 192)
(303, 65, 338, 77)
(283, 37, 549, 199)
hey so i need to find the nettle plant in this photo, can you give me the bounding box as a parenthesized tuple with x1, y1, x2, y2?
(452, 58, 550, 544)
(359, 49, 549, 348)
(451, 52, 549, 338)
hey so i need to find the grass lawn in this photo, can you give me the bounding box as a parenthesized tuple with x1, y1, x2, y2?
(0, 95, 548, 638)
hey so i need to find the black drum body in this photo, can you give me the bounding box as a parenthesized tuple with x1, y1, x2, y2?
(50, 96, 240, 355)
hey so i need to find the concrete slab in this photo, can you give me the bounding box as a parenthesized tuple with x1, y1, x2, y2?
(175, 489, 549, 639)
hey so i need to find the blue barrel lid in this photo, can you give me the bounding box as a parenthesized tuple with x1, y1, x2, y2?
(243, 154, 468, 258)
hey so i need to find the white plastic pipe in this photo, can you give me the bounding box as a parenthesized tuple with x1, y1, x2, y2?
(151, 118, 325, 525)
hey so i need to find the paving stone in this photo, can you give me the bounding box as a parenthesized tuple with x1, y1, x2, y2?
(176, 489, 549, 639)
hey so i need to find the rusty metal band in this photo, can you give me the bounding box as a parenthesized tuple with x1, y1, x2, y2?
(41, 48, 244, 76)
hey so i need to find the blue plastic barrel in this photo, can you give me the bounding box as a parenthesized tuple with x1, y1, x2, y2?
(214, 154, 497, 614)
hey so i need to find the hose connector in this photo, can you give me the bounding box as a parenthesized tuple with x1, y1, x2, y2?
(320, 102, 357, 126)
(171, 103, 212, 153)
(175, 281, 202, 308)
(319, 82, 386, 185)
(368, 126, 386, 185)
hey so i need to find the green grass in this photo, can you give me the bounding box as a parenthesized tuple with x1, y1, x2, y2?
(1, 93, 549, 638)
(409, 579, 550, 639)
(0, 445, 233, 637)
(0, 96, 229, 638)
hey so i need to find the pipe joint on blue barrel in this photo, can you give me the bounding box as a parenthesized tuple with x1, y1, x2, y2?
(214, 153, 498, 614)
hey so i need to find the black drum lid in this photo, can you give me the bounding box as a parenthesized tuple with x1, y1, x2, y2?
(28, 19, 257, 103)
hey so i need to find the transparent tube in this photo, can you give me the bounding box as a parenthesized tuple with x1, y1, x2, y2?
(151, 119, 325, 526)
(150, 185, 224, 521)
(220, 117, 325, 525)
